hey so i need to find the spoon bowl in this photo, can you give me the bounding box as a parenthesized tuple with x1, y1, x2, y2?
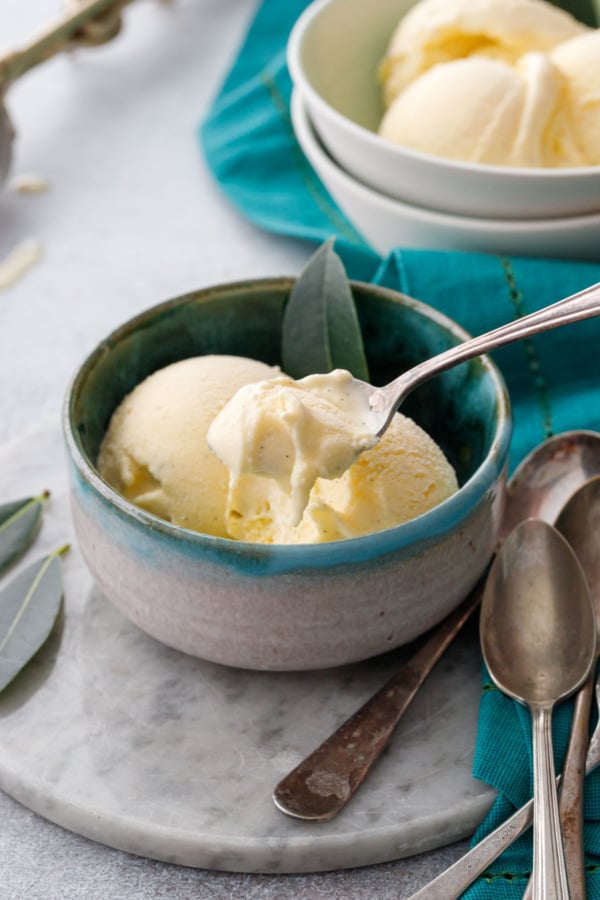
(481, 519, 596, 900)
(557, 475, 600, 631)
(482, 520, 595, 706)
(502, 432, 600, 540)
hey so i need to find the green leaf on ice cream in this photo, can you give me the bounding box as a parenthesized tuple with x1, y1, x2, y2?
(281, 240, 370, 382)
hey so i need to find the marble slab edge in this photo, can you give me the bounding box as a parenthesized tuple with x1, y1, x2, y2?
(0, 766, 494, 872)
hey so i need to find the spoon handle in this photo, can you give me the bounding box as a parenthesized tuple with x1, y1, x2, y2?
(272, 584, 482, 820)
(530, 704, 570, 899)
(373, 281, 600, 430)
(407, 680, 600, 900)
(522, 672, 594, 900)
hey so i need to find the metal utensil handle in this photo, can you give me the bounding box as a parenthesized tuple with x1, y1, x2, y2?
(373, 281, 600, 422)
(407, 680, 600, 900)
(273, 584, 482, 821)
(531, 705, 570, 899)
(522, 671, 594, 900)
(0, 0, 133, 91)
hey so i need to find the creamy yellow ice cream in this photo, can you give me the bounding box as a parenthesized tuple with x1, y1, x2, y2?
(206, 369, 379, 527)
(98, 357, 458, 545)
(97, 355, 280, 538)
(378, 0, 600, 168)
(208, 368, 458, 544)
(550, 31, 600, 166)
(379, 52, 565, 166)
(380, 0, 587, 106)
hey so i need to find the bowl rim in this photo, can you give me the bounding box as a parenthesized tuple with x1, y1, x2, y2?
(287, 0, 600, 183)
(291, 87, 600, 230)
(63, 277, 512, 563)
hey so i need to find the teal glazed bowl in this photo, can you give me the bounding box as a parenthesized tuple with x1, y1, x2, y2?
(63, 278, 511, 671)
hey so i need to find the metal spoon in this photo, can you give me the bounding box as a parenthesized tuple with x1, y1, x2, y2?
(410, 678, 600, 899)
(480, 519, 596, 900)
(357, 280, 600, 438)
(541, 476, 600, 900)
(273, 431, 600, 821)
(405, 469, 600, 900)
(407, 478, 600, 900)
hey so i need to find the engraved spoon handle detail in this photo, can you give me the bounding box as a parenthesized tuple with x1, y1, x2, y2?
(273, 584, 483, 821)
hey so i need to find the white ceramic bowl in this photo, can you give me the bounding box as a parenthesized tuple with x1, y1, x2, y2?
(287, 0, 600, 220)
(64, 279, 510, 671)
(291, 89, 600, 260)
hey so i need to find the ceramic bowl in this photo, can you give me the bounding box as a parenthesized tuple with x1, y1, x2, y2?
(287, 0, 600, 220)
(63, 278, 511, 671)
(291, 90, 600, 261)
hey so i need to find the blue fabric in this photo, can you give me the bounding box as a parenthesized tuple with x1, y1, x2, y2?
(199, 2, 600, 895)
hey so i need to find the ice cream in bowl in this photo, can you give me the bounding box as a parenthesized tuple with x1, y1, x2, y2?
(63, 273, 511, 670)
(287, 0, 600, 220)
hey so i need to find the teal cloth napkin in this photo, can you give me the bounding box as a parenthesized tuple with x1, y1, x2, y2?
(200, 2, 600, 895)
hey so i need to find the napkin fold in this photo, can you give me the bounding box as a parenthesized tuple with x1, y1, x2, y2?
(200, 1, 600, 895)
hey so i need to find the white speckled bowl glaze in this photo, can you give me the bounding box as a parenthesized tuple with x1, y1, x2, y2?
(63, 278, 511, 671)
(287, 0, 600, 220)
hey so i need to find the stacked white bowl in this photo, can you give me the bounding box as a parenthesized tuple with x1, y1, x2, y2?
(287, 0, 600, 260)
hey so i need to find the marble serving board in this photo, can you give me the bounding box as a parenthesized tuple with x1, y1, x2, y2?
(0, 420, 495, 874)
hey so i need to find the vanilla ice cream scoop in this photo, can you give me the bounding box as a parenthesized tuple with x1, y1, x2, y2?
(208, 371, 457, 544)
(97, 355, 280, 537)
(378, 0, 600, 169)
(99, 356, 459, 546)
(207, 369, 379, 526)
(207, 367, 458, 544)
(217, 411, 458, 545)
(379, 52, 564, 167)
(380, 0, 588, 106)
(551, 30, 600, 165)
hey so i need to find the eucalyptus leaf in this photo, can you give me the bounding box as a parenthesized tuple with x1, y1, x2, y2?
(0, 492, 49, 574)
(0, 545, 67, 692)
(282, 240, 369, 381)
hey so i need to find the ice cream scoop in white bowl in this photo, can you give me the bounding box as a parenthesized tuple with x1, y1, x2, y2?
(287, 0, 600, 220)
(291, 89, 600, 260)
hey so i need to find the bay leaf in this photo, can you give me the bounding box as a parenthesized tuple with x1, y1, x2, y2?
(0, 545, 68, 692)
(281, 240, 369, 381)
(0, 492, 49, 574)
